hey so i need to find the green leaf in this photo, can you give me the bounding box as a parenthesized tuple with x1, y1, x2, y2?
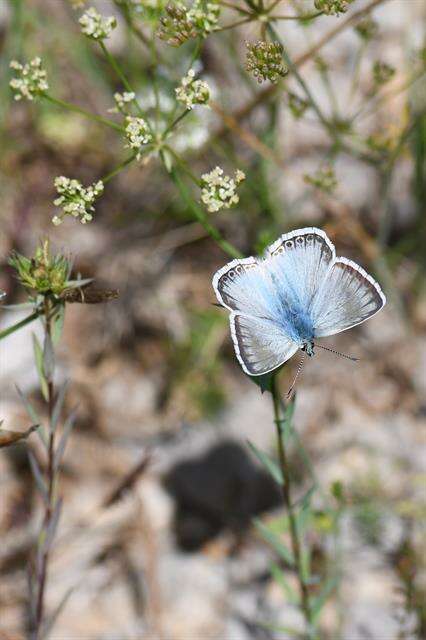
(247, 439, 283, 485)
(254, 517, 294, 566)
(311, 576, 338, 624)
(32, 333, 48, 401)
(15, 385, 47, 447)
(300, 547, 311, 583)
(270, 563, 299, 605)
(43, 333, 55, 380)
(0, 311, 39, 341)
(52, 304, 65, 346)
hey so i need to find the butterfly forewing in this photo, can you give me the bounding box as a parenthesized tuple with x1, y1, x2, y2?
(311, 257, 386, 338)
(266, 228, 335, 312)
(230, 313, 298, 376)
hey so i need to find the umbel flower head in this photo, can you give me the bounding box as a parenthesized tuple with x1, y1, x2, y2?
(109, 91, 136, 114)
(314, 0, 353, 16)
(304, 163, 337, 193)
(245, 41, 287, 84)
(201, 167, 245, 213)
(157, 0, 220, 46)
(53, 176, 104, 225)
(9, 58, 48, 101)
(9, 239, 70, 296)
(125, 116, 153, 159)
(175, 69, 210, 109)
(355, 17, 378, 41)
(288, 92, 309, 119)
(79, 7, 117, 40)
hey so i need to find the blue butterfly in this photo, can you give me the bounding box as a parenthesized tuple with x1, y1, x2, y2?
(212, 227, 386, 377)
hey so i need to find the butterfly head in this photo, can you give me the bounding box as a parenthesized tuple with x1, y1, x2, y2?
(301, 340, 315, 357)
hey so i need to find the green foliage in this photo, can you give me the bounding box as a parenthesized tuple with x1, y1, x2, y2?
(9, 239, 70, 296)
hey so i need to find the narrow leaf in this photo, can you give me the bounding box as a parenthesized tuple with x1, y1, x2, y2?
(247, 439, 283, 485)
(42, 586, 75, 640)
(43, 498, 63, 553)
(0, 311, 39, 340)
(270, 563, 299, 605)
(0, 423, 39, 448)
(43, 332, 55, 380)
(50, 381, 69, 433)
(54, 409, 77, 471)
(52, 304, 65, 346)
(28, 450, 48, 504)
(32, 333, 48, 401)
(254, 518, 294, 566)
(311, 576, 338, 624)
(15, 385, 47, 447)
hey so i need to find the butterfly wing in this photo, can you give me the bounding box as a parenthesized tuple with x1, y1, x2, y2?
(311, 257, 386, 338)
(230, 312, 298, 376)
(265, 227, 335, 312)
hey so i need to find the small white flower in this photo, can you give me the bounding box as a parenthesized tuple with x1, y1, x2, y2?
(175, 69, 210, 110)
(9, 57, 49, 101)
(53, 176, 104, 225)
(314, 0, 352, 16)
(201, 166, 245, 213)
(79, 7, 117, 40)
(108, 91, 136, 113)
(125, 116, 153, 159)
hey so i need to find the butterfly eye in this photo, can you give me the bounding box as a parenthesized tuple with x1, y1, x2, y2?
(285, 240, 294, 248)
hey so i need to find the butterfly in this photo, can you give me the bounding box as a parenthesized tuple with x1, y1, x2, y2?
(212, 227, 386, 377)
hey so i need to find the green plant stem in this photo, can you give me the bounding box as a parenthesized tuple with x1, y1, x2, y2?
(271, 375, 315, 638)
(33, 298, 56, 640)
(163, 109, 190, 137)
(168, 167, 243, 259)
(0, 310, 40, 340)
(218, 17, 253, 31)
(99, 41, 148, 124)
(42, 94, 124, 133)
(102, 153, 138, 183)
(270, 11, 323, 20)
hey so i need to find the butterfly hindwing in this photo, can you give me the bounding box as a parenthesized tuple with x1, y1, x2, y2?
(230, 312, 298, 376)
(311, 257, 386, 337)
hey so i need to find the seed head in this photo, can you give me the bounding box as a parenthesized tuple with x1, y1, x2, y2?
(245, 41, 287, 84)
(304, 163, 337, 194)
(9, 57, 49, 101)
(157, 1, 219, 46)
(314, 0, 353, 16)
(372, 60, 396, 86)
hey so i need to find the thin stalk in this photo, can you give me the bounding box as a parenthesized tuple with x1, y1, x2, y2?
(33, 298, 57, 640)
(218, 17, 254, 32)
(163, 109, 190, 138)
(217, 1, 253, 15)
(101, 153, 139, 184)
(270, 11, 323, 20)
(99, 41, 150, 126)
(168, 167, 243, 259)
(42, 94, 124, 133)
(271, 375, 315, 638)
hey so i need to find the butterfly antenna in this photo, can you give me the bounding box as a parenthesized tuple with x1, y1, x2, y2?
(286, 352, 306, 399)
(313, 343, 359, 362)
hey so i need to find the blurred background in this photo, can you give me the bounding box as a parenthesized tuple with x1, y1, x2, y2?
(0, 0, 425, 638)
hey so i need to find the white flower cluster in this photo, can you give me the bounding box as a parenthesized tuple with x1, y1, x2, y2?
(109, 91, 136, 114)
(188, 0, 220, 34)
(314, 0, 352, 15)
(125, 116, 153, 159)
(79, 7, 117, 40)
(53, 177, 104, 225)
(9, 58, 48, 101)
(175, 69, 210, 110)
(201, 167, 245, 213)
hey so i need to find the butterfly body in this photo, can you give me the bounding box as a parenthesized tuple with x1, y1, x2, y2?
(213, 227, 386, 376)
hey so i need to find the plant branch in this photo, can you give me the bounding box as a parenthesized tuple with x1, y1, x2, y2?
(42, 94, 124, 133)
